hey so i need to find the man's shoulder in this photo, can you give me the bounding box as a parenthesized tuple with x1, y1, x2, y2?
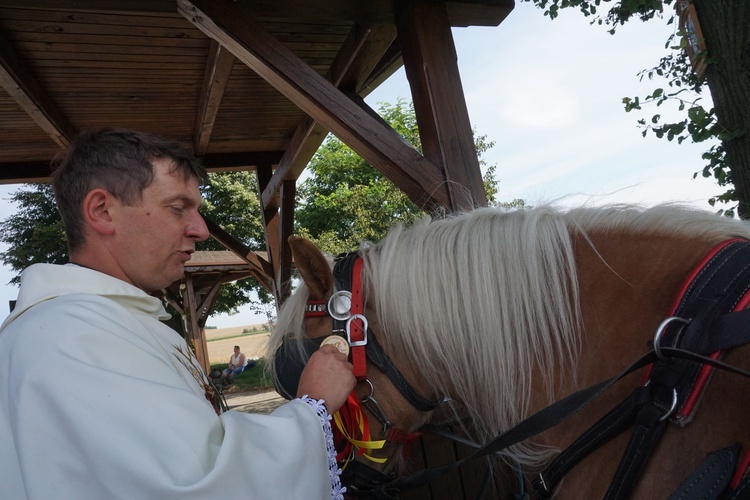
(6, 292, 138, 334)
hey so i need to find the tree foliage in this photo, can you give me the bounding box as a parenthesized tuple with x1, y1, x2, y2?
(295, 99, 521, 255)
(198, 171, 272, 314)
(526, 0, 750, 217)
(0, 184, 67, 285)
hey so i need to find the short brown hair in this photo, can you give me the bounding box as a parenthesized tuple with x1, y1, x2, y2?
(52, 128, 207, 252)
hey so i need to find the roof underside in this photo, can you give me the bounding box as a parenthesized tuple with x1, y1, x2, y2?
(0, 0, 513, 183)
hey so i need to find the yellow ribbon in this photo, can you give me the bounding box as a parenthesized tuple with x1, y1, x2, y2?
(333, 399, 387, 464)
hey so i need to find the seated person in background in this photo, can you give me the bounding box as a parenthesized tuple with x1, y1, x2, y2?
(222, 345, 247, 384)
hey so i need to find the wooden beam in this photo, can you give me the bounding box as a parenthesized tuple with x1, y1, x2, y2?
(0, 161, 54, 184)
(203, 217, 275, 279)
(194, 40, 235, 155)
(277, 179, 295, 304)
(0, 152, 283, 185)
(261, 116, 326, 212)
(261, 22, 397, 212)
(179, 0, 451, 212)
(199, 151, 283, 169)
(255, 162, 281, 286)
(182, 275, 210, 372)
(0, 28, 76, 148)
(397, 2, 487, 211)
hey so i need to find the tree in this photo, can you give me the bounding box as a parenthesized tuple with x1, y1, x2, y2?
(295, 99, 521, 255)
(198, 172, 272, 315)
(526, 0, 750, 217)
(0, 184, 67, 284)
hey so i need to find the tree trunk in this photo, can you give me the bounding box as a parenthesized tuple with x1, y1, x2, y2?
(694, 0, 750, 218)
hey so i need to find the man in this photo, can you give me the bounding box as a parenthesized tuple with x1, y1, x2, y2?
(223, 345, 248, 384)
(0, 128, 355, 499)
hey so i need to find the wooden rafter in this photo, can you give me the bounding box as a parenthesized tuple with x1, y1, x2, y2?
(202, 217, 274, 283)
(260, 21, 398, 212)
(194, 40, 235, 155)
(179, 0, 452, 212)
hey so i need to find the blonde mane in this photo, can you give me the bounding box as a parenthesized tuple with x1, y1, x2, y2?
(269, 204, 750, 466)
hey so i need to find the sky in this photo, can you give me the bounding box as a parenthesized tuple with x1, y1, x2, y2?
(0, 1, 722, 328)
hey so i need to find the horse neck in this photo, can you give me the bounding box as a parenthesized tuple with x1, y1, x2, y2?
(582, 229, 719, 363)
(528, 229, 723, 438)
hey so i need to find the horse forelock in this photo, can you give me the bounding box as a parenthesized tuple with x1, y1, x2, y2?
(358, 206, 580, 464)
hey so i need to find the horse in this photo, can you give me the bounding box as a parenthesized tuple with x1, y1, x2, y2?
(267, 204, 750, 499)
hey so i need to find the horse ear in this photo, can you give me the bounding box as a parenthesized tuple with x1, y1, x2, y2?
(288, 235, 334, 300)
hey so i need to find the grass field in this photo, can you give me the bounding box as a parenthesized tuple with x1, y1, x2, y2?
(206, 324, 274, 392)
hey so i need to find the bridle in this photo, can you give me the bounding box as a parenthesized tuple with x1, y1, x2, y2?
(273, 252, 444, 494)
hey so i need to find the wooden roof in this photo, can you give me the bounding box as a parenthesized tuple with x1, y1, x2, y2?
(1, 0, 514, 326)
(0, 0, 512, 183)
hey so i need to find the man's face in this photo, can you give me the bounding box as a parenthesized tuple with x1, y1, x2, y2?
(112, 158, 208, 293)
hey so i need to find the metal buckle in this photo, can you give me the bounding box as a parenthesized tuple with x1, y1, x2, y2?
(346, 314, 368, 347)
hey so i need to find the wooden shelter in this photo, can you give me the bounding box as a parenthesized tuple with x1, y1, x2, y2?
(0, 0, 513, 362)
(1, 1, 516, 497)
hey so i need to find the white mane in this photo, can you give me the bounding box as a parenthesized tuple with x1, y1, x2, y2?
(270, 204, 750, 465)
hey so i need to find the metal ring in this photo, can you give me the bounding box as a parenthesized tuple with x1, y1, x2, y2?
(653, 316, 689, 359)
(327, 291, 352, 321)
(346, 314, 368, 347)
(364, 378, 375, 398)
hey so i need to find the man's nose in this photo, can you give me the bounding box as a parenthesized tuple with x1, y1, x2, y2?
(188, 212, 210, 242)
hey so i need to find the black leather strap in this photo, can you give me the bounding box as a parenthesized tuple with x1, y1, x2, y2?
(366, 331, 441, 412)
(532, 388, 649, 498)
(668, 444, 740, 500)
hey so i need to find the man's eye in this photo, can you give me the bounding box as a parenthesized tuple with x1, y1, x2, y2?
(170, 206, 186, 214)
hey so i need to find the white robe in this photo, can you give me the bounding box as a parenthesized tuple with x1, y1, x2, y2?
(0, 264, 337, 499)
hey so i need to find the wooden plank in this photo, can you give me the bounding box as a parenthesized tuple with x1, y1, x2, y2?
(0, 0, 513, 27)
(396, 2, 487, 211)
(180, 0, 451, 212)
(8, 31, 210, 48)
(0, 27, 76, 148)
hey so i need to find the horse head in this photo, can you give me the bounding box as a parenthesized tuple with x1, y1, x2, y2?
(269, 235, 438, 482)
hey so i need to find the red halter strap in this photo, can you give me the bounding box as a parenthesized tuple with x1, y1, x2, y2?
(349, 257, 367, 380)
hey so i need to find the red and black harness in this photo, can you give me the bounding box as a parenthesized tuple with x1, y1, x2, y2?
(274, 241, 750, 499)
(273, 252, 442, 492)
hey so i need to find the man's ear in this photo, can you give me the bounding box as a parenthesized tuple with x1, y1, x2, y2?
(82, 188, 116, 236)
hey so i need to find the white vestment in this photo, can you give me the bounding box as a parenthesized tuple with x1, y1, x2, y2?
(0, 264, 341, 499)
